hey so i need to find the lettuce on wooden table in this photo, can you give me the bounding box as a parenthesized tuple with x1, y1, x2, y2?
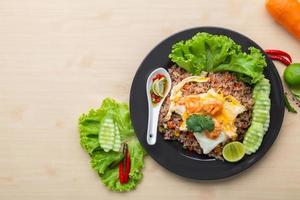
(78, 98, 146, 192)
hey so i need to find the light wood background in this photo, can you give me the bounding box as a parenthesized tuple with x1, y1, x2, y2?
(1, 0, 300, 199)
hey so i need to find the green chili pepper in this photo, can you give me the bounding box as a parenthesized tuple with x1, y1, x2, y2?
(284, 93, 297, 113)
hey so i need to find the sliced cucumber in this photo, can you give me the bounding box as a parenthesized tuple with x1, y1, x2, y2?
(112, 123, 121, 152)
(263, 116, 270, 132)
(98, 117, 115, 152)
(244, 78, 271, 155)
(252, 112, 269, 124)
(253, 78, 271, 98)
(243, 122, 264, 155)
(244, 137, 263, 154)
(253, 89, 270, 99)
(255, 99, 271, 106)
(244, 134, 261, 146)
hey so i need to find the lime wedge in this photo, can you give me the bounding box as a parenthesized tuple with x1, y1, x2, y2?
(290, 86, 300, 97)
(222, 141, 245, 162)
(152, 77, 166, 97)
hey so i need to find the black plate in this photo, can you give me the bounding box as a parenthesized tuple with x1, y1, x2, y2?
(129, 27, 284, 180)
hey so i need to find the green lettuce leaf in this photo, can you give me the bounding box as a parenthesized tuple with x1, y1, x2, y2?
(79, 98, 134, 154)
(213, 47, 266, 84)
(127, 137, 146, 180)
(78, 98, 146, 192)
(100, 167, 138, 192)
(91, 150, 124, 174)
(90, 137, 146, 192)
(79, 109, 104, 154)
(169, 32, 267, 84)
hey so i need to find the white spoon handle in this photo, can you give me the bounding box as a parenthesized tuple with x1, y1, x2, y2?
(147, 106, 160, 145)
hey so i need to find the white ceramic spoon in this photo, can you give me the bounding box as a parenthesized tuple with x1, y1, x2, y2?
(146, 68, 172, 145)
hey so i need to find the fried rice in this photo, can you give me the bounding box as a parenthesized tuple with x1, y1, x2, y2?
(158, 65, 254, 159)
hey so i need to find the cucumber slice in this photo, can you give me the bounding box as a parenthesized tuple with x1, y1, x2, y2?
(252, 111, 269, 123)
(253, 88, 270, 98)
(253, 113, 270, 125)
(244, 136, 260, 147)
(254, 98, 271, 107)
(254, 85, 270, 93)
(253, 79, 269, 90)
(244, 136, 263, 154)
(263, 117, 270, 132)
(243, 78, 271, 155)
(98, 117, 115, 152)
(253, 78, 271, 98)
(243, 122, 264, 155)
(112, 123, 121, 152)
(253, 105, 270, 112)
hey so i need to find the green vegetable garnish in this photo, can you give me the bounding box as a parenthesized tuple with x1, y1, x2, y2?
(79, 98, 146, 192)
(290, 86, 300, 102)
(284, 93, 297, 113)
(98, 114, 116, 152)
(152, 77, 166, 97)
(169, 32, 267, 84)
(186, 114, 215, 133)
(243, 78, 271, 154)
(284, 63, 300, 87)
(290, 86, 300, 97)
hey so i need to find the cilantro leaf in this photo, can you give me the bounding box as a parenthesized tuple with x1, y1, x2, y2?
(186, 114, 215, 133)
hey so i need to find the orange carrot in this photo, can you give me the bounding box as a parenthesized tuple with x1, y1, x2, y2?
(266, 0, 300, 40)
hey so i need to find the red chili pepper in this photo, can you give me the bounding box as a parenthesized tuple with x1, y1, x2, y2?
(151, 91, 162, 103)
(265, 49, 292, 63)
(152, 74, 159, 81)
(119, 143, 131, 184)
(152, 73, 165, 81)
(267, 55, 291, 66)
(119, 162, 125, 184)
(156, 97, 161, 103)
(151, 92, 157, 103)
(158, 74, 165, 79)
(124, 152, 131, 183)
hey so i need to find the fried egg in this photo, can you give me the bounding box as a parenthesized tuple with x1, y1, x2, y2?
(194, 132, 226, 154)
(165, 75, 210, 120)
(165, 76, 246, 154)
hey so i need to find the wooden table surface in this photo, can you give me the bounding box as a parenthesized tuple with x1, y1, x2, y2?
(1, 0, 300, 199)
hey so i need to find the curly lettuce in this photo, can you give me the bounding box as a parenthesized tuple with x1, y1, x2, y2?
(91, 137, 146, 192)
(78, 98, 146, 192)
(79, 98, 134, 154)
(169, 32, 267, 84)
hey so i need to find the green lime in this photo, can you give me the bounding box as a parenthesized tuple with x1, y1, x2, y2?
(284, 63, 300, 87)
(152, 77, 166, 97)
(290, 86, 300, 97)
(222, 141, 245, 162)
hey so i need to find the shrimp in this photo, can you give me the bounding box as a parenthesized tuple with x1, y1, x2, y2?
(205, 119, 222, 139)
(202, 101, 223, 115)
